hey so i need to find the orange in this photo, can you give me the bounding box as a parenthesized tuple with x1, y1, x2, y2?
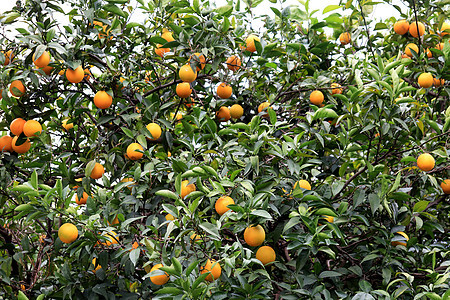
(404, 43, 418, 57)
(201, 259, 221, 282)
(226, 55, 241, 71)
(23, 120, 42, 137)
(165, 214, 175, 221)
(33, 51, 50, 68)
(62, 119, 74, 130)
(100, 231, 118, 246)
(216, 106, 231, 122)
(84, 68, 91, 80)
(433, 78, 445, 87)
(12, 136, 31, 153)
(66, 66, 84, 83)
(90, 162, 105, 179)
(180, 180, 196, 198)
(409, 21, 425, 37)
(294, 179, 311, 190)
(310, 90, 324, 105)
(161, 31, 174, 42)
(258, 101, 270, 117)
(10, 118, 26, 136)
(391, 231, 409, 247)
(244, 224, 265, 247)
(440, 22, 450, 36)
(229, 104, 244, 119)
(0, 136, 13, 152)
(92, 258, 102, 273)
(246, 34, 260, 52)
(215, 196, 235, 216)
(155, 44, 169, 58)
(185, 97, 195, 108)
(2, 50, 13, 65)
(256, 246, 276, 265)
(127, 143, 144, 160)
(75, 191, 89, 205)
(179, 64, 197, 83)
(146, 123, 162, 140)
(393, 20, 409, 35)
(426, 48, 432, 58)
(58, 223, 78, 244)
(120, 177, 135, 190)
(440, 179, 450, 194)
(190, 233, 200, 242)
(189, 52, 206, 71)
(416, 153, 435, 171)
(217, 82, 232, 99)
(323, 215, 334, 223)
(149, 264, 169, 285)
(339, 32, 351, 45)
(331, 83, 343, 95)
(435, 43, 444, 51)
(418, 73, 433, 88)
(176, 82, 192, 98)
(41, 65, 53, 76)
(94, 91, 113, 109)
(9, 80, 26, 97)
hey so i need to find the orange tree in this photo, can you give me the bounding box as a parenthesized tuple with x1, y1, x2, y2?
(0, 0, 449, 298)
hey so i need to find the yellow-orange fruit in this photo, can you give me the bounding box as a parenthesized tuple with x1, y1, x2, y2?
(323, 215, 334, 223)
(90, 162, 105, 179)
(12, 136, 31, 153)
(258, 101, 270, 117)
(331, 83, 343, 95)
(440, 22, 450, 37)
(0, 136, 13, 152)
(409, 21, 425, 37)
(2, 50, 13, 65)
(189, 52, 206, 71)
(215, 196, 235, 216)
(433, 78, 445, 87)
(92, 258, 102, 273)
(416, 153, 435, 171)
(217, 82, 232, 99)
(94, 91, 113, 109)
(33, 51, 50, 68)
(244, 224, 265, 247)
(394, 20, 409, 35)
(66, 66, 84, 83)
(179, 64, 197, 83)
(9, 80, 26, 97)
(180, 180, 196, 199)
(440, 179, 450, 194)
(230, 104, 244, 119)
(23, 120, 42, 137)
(155, 44, 169, 58)
(176, 82, 192, 98)
(161, 31, 174, 42)
(127, 143, 144, 160)
(226, 55, 241, 71)
(10, 118, 26, 136)
(246, 34, 260, 52)
(426, 48, 432, 58)
(62, 119, 74, 130)
(339, 32, 351, 45)
(294, 179, 311, 190)
(391, 231, 409, 247)
(256, 246, 276, 265)
(58, 223, 78, 244)
(100, 231, 118, 246)
(418, 73, 433, 88)
(41, 65, 53, 76)
(146, 123, 162, 140)
(75, 191, 89, 205)
(201, 259, 221, 282)
(165, 214, 175, 221)
(216, 106, 231, 122)
(149, 264, 170, 285)
(310, 90, 324, 105)
(404, 43, 418, 57)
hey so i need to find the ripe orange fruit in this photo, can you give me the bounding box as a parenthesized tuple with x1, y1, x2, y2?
(176, 82, 192, 98)
(146, 123, 162, 140)
(2, 50, 13, 65)
(331, 83, 343, 95)
(215, 196, 235, 216)
(258, 101, 270, 117)
(190, 233, 200, 242)
(92, 258, 102, 273)
(339, 32, 351, 45)
(323, 215, 334, 223)
(94, 91, 113, 109)
(256, 246, 276, 265)
(185, 97, 195, 108)
(127, 143, 144, 160)
(12, 136, 31, 153)
(246, 34, 260, 52)
(75, 191, 89, 205)
(226, 55, 241, 71)
(165, 214, 175, 221)
(230, 104, 244, 119)
(10, 118, 26, 136)
(433, 78, 445, 87)
(201, 259, 221, 282)
(189, 52, 206, 71)
(180, 180, 196, 198)
(100, 231, 119, 246)
(294, 179, 311, 190)
(58, 223, 78, 244)
(310, 90, 324, 105)
(23, 120, 42, 137)
(244, 224, 265, 247)
(161, 31, 174, 42)
(217, 82, 232, 99)
(440, 22, 450, 37)
(33, 51, 50, 68)
(90, 162, 105, 179)
(426, 48, 432, 58)
(155, 44, 169, 58)
(9, 80, 26, 97)
(62, 119, 74, 131)
(66, 66, 84, 83)
(409, 21, 425, 37)
(416, 153, 435, 171)
(404, 43, 418, 57)
(0, 136, 13, 152)
(435, 43, 444, 51)
(440, 179, 450, 194)
(149, 264, 169, 285)
(40, 65, 53, 76)
(216, 106, 231, 122)
(391, 231, 409, 247)
(84, 68, 91, 80)
(393, 20, 409, 35)
(418, 73, 433, 88)
(179, 64, 197, 83)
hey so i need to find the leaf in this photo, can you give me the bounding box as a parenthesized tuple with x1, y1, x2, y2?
(313, 107, 338, 120)
(413, 200, 429, 213)
(323, 5, 341, 14)
(199, 222, 220, 240)
(155, 190, 179, 201)
(129, 248, 140, 266)
(103, 4, 127, 17)
(30, 170, 38, 189)
(85, 160, 96, 177)
(369, 193, 380, 215)
(319, 271, 341, 278)
(314, 207, 337, 217)
(250, 210, 273, 220)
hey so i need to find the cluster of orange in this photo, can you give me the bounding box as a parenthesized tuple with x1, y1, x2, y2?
(0, 118, 42, 154)
(309, 83, 343, 106)
(416, 153, 450, 194)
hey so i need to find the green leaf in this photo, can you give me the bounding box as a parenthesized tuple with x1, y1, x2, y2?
(319, 270, 341, 278)
(17, 291, 29, 300)
(129, 248, 140, 266)
(103, 4, 127, 17)
(30, 170, 38, 189)
(250, 210, 273, 220)
(313, 107, 338, 120)
(155, 287, 183, 295)
(323, 5, 341, 14)
(314, 207, 337, 217)
(85, 160, 96, 177)
(199, 222, 220, 240)
(413, 200, 429, 213)
(155, 190, 179, 201)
